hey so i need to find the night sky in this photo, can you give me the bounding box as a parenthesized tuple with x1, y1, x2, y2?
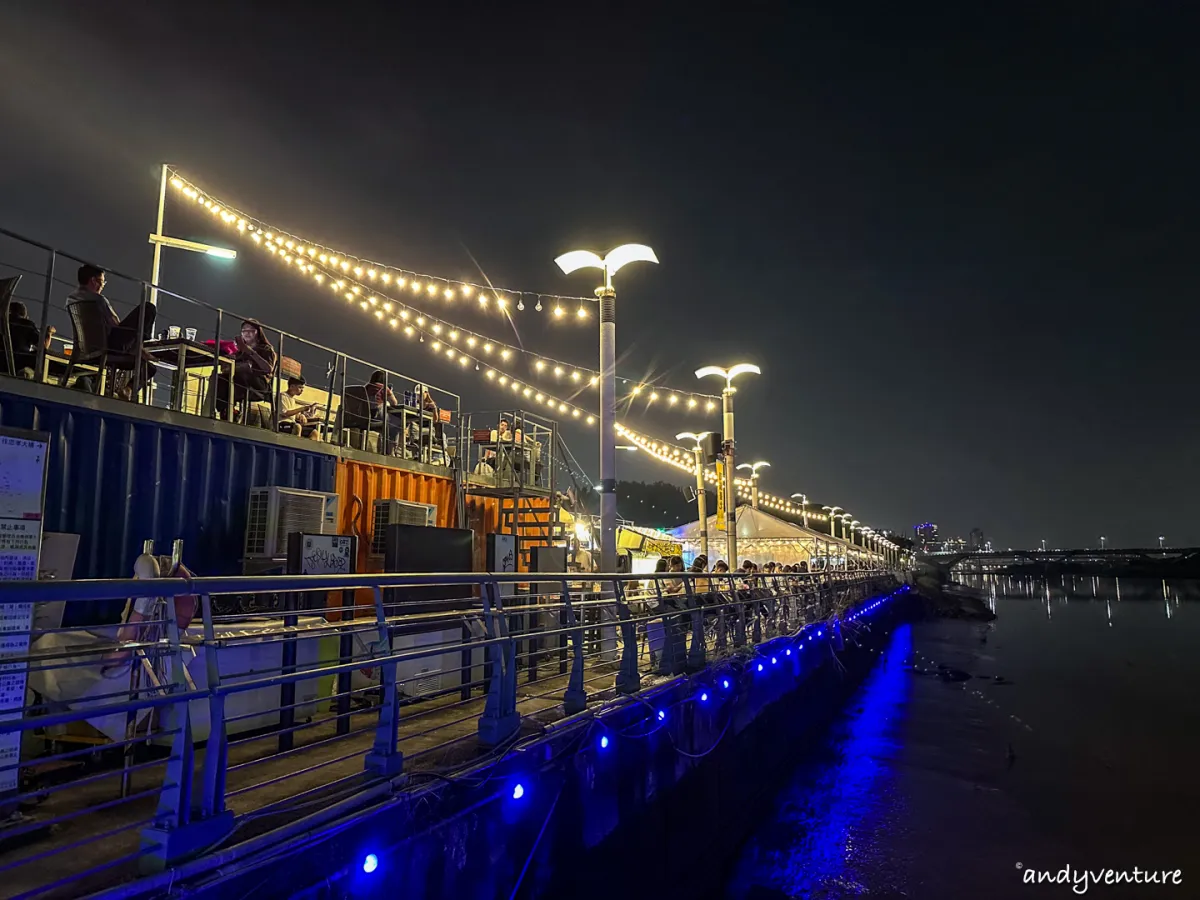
(2, 3, 1197, 549)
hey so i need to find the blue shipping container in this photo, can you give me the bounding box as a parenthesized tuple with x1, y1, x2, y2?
(0, 386, 336, 621)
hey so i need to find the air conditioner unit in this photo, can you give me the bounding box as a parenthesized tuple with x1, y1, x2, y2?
(244, 487, 340, 559)
(370, 499, 437, 557)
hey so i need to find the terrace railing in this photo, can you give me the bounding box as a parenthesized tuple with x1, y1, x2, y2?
(0, 569, 895, 899)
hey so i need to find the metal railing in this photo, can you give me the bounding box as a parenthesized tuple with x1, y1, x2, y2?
(0, 226, 460, 464)
(0, 568, 894, 899)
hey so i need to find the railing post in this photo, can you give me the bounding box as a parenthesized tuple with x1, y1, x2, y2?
(685, 576, 705, 671)
(34, 249, 55, 383)
(731, 576, 747, 648)
(140, 588, 232, 871)
(478, 579, 520, 746)
(560, 581, 587, 714)
(198, 594, 228, 817)
(654, 577, 681, 675)
(365, 586, 403, 775)
(613, 579, 641, 695)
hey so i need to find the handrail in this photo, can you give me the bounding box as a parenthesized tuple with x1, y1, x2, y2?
(0, 568, 886, 601)
(0, 568, 899, 897)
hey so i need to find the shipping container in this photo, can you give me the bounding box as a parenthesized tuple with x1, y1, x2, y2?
(0, 385, 336, 622)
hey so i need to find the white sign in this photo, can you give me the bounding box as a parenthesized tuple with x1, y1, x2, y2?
(0, 429, 49, 795)
(299, 534, 354, 575)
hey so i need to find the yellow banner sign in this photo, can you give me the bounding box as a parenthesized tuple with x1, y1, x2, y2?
(715, 460, 726, 531)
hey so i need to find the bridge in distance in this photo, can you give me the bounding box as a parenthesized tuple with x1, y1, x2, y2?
(923, 546, 1200, 578)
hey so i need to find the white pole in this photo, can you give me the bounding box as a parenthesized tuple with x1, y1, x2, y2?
(723, 386, 737, 566)
(694, 445, 708, 559)
(150, 163, 168, 306)
(598, 284, 617, 574)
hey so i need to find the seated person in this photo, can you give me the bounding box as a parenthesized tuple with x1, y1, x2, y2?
(277, 375, 322, 439)
(65, 264, 157, 396)
(5, 301, 54, 377)
(216, 319, 277, 418)
(366, 370, 398, 418)
(481, 418, 512, 471)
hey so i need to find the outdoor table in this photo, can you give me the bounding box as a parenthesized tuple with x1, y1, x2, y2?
(142, 337, 235, 419)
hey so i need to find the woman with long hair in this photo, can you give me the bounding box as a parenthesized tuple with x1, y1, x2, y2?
(217, 319, 277, 419)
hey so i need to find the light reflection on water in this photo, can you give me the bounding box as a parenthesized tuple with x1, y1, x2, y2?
(720, 580, 1200, 899)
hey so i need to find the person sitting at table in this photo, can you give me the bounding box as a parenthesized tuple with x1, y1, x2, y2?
(66, 264, 157, 397)
(365, 370, 398, 417)
(5, 301, 54, 378)
(277, 376, 322, 440)
(216, 319, 276, 419)
(481, 418, 511, 473)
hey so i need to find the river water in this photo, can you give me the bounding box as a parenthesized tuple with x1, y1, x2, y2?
(719, 577, 1199, 899)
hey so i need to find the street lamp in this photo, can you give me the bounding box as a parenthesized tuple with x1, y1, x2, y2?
(822, 506, 842, 538)
(1159, 535, 1166, 549)
(1100, 535, 1107, 550)
(151, 164, 236, 304)
(1040, 539, 1047, 552)
(736, 461, 770, 509)
(696, 363, 761, 567)
(677, 431, 712, 559)
(555, 244, 659, 573)
(790, 493, 809, 529)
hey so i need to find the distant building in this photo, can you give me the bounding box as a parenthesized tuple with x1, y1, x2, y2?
(914, 522, 939, 553)
(968, 528, 985, 550)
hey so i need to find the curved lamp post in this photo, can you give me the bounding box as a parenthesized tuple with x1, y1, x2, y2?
(790, 493, 809, 529)
(736, 460, 771, 509)
(695, 363, 760, 567)
(555, 244, 658, 573)
(677, 431, 713, 558)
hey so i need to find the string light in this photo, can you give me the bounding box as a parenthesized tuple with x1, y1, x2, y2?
(168, 169, 596, 322)
(168, 170, 722, 409)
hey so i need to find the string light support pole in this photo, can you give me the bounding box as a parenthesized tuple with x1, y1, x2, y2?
(556, 245, 659, 573)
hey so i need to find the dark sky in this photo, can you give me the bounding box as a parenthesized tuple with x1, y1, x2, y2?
(3, 3, 1197, 549)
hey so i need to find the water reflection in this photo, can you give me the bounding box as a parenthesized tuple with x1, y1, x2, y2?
(723, 624, 913, 899)
(965, 575, 1197, 626)
(720, 578, 1200, 898)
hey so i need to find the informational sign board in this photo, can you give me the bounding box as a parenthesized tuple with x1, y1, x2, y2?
(0, 427, 50, 796)
(714, 460, 727, 532)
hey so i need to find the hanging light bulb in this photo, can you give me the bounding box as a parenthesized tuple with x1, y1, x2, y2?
(535, 299, 543, 311)
(517, 298, 525, 311)
(576, 302, 587, 319)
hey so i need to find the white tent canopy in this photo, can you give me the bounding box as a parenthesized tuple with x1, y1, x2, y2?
(668, 505, 860, 567)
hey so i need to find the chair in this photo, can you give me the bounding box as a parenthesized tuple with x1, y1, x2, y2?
(0, 275, 20, 376)
(337, 385, 384, 453)
(61, 299, 142, 397)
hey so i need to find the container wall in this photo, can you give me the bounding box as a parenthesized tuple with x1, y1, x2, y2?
(334, 458, 458, 576)
(0, 390, 336, 610)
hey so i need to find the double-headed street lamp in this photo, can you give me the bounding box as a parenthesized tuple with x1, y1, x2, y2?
(736, 460, 770, 508)
(822, 506, 842, 538)
(555, 244, 659, 573)
(151, 165, 236, 305)
(790, 493, 809, 529)
(696, 363, 761, 567)
(677, 431, 712, 558)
